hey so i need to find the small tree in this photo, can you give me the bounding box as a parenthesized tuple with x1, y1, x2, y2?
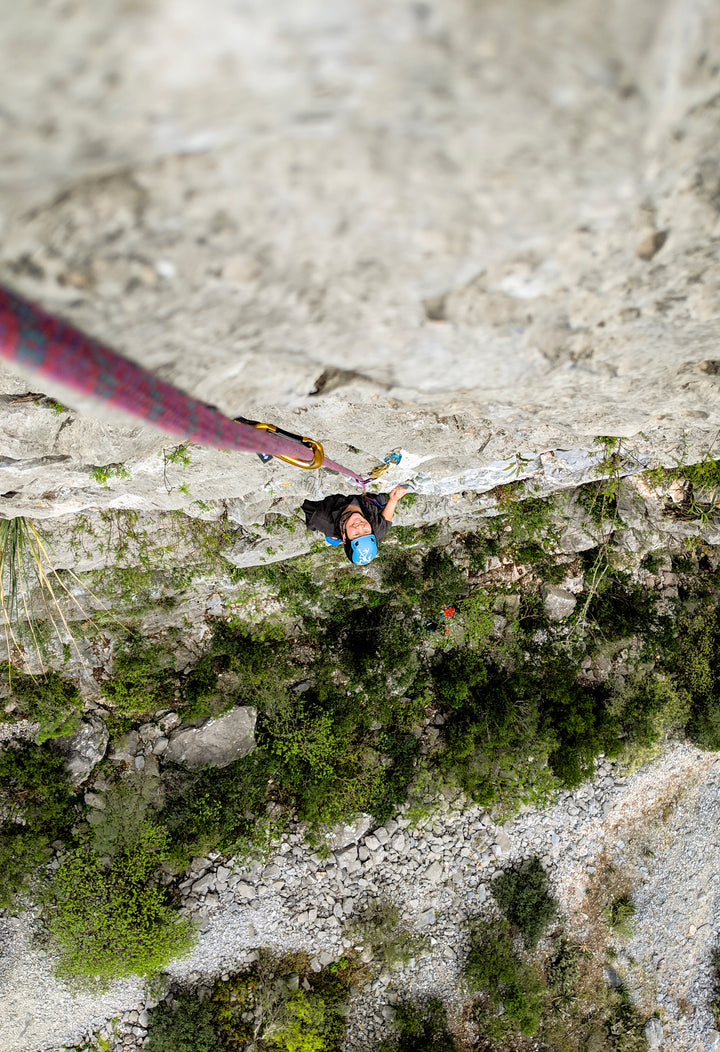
(491, 856, 558, 950)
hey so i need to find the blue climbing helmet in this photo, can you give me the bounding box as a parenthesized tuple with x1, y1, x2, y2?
(346, 534, 378, 565)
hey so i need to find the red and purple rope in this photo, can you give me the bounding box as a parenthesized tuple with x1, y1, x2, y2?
(0, 285, 367, 486)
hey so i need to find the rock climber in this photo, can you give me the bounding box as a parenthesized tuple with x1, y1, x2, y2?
(301, 485, 408, 564)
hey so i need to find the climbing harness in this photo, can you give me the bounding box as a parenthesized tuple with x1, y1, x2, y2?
(0, 285, 368, 485)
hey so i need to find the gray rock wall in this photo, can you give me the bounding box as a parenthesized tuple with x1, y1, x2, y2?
(0, 0, 719, 521)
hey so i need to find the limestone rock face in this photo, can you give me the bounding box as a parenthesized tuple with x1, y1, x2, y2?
(165, 707, 257, 769)
(55, 716, 109, 785)
(0, 0, 719, 522)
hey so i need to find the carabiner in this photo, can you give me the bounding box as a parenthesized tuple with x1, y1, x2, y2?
(253, 422, 325, 470)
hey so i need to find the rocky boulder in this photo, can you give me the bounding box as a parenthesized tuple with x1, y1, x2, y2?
(543, 586, 577, 622)
(164, 707, 257, 769)
(55, 716, 109, 785)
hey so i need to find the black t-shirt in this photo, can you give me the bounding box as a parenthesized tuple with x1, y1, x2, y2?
(301, 494, 390, 542)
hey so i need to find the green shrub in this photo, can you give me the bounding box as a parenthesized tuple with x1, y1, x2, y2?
(87, 781, 165, 859)
(161, 750, 275, 864)
(1, 665, 83, 741)
(378, 998, 459, 1052)
(43, 835, 194, 982)
(269, 988, 337, 1051)
(418, 549, 465, 617)
(432, 647, 488, 708)
(146, 955, 352, 1052)
(0, 743, 76, 906)
(103, 634, 177, 716)
(585, 570, 658, 642)
(668, 609, 720, 747)
(461, 530, 497, 572)
(491, 856, 559, 950)
(465, 917, 546, 1038)
(184, 620, 294, 717)
(145, 994, 217, 1052)
(609, 673, 690, 766)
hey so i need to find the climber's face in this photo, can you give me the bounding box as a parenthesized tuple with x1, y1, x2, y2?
(343, 511, 373, 540)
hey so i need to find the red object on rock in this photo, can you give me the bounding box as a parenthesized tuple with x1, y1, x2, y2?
(443, 606, 455, 617)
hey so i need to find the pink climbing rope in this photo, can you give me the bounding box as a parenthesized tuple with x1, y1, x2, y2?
(0, 285, 367, 486)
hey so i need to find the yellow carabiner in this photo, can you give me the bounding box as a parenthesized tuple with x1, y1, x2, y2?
(254, 422, 324, 470)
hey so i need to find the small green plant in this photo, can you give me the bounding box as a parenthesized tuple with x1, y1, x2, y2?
(604, 894, 636, 938)
(163, 443, 192, 467)
(503, 452, 535, 479)
(491, 856, 559, 950)
(345, 897, 428, 971)
(90, 463, 131, 487)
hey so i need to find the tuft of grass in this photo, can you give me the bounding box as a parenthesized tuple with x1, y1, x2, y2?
(0, 517, 124, 680)
(603, 894, 636, 938)
(90, 464, 131, 487)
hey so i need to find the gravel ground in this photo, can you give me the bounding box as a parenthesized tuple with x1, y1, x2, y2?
(2, 742, 720, 1052)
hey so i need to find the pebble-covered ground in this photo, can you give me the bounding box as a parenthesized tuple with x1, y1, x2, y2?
(2, 742, 720, 1052)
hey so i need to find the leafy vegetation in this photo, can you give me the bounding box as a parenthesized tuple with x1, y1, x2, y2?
(491, 856, 559, 950)
(42, 834, 194, 982)
(376, 999, 459, 1052)
(0, 665, 83, 740)
(465, 917, 546, 1039)
(145, 953, 354, 1052)
(0, 742, 77, 906)
(90, 463, 131, 487)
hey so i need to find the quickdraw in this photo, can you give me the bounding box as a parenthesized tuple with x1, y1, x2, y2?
(367, 450, 402, 480)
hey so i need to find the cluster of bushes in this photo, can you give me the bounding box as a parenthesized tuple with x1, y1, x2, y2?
(136, 856, 646, 1052)
(145, 952, 353, 1052)
(462, 856, 648, 1050)
(4, 472, 720, 999)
